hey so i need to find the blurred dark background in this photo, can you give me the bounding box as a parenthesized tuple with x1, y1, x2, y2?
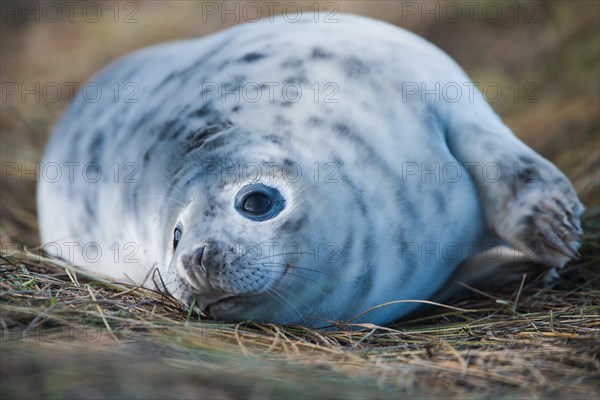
(1, 0, 599, 242)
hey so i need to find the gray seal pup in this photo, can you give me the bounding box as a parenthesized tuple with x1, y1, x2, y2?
(37, 14, 583, 327)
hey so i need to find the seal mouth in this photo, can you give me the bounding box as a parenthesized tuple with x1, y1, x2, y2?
(188, 262, 293, 319)
(205, 296, 238, 314)
(203, 293, 264, 318)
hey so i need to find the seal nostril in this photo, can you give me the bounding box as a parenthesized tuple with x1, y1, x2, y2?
(192, 246, 207, 274)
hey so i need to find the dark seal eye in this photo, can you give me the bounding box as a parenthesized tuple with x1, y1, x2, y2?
(173, 224, 182, 251)
(234, 184, 285, 221)
(242, 192, 272, 214)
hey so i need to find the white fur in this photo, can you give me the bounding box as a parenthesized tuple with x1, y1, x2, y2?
(38, 14, 583, 327)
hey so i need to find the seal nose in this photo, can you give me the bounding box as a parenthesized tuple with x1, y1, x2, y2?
(181, 241, 229, 289)
(184, 242, 236, 312)
(191, 246, 207, 274)
(181, 245, 211, 293)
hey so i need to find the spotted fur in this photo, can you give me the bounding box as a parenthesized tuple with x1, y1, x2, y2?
(38, 14, 583, 327)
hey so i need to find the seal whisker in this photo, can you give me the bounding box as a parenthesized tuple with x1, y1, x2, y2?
(252, 266, 329, 287)
(166, 206, 187, 211)
(139, 195, 188, 207)
(263, 286, 304, 319)
(244, 267, 331, 301)
(249, 251, 319, 262)
(249, 262, 337, 279)
(155, 171, 192, 203)
(227, 236, 283, 265)
(250, 272, 303, 297)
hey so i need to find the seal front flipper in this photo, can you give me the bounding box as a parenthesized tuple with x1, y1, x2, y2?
(444, 119, 584, 268)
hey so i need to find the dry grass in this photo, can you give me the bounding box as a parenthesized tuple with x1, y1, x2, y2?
(1, 215, 599, 399)
(1, 1, 599, 399)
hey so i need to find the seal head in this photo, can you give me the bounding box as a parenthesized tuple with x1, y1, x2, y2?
(163, 125, 375, 326)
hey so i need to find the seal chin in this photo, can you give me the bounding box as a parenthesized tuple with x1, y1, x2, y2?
(192, 292, 236, 312)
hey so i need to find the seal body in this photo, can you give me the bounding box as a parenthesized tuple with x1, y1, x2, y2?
(38, 14, 583, 327)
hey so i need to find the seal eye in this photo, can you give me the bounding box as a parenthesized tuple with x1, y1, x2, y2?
(242, 193, 272, 214)
(173, 225, 182, 251)
(234, 184, 285, 221)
